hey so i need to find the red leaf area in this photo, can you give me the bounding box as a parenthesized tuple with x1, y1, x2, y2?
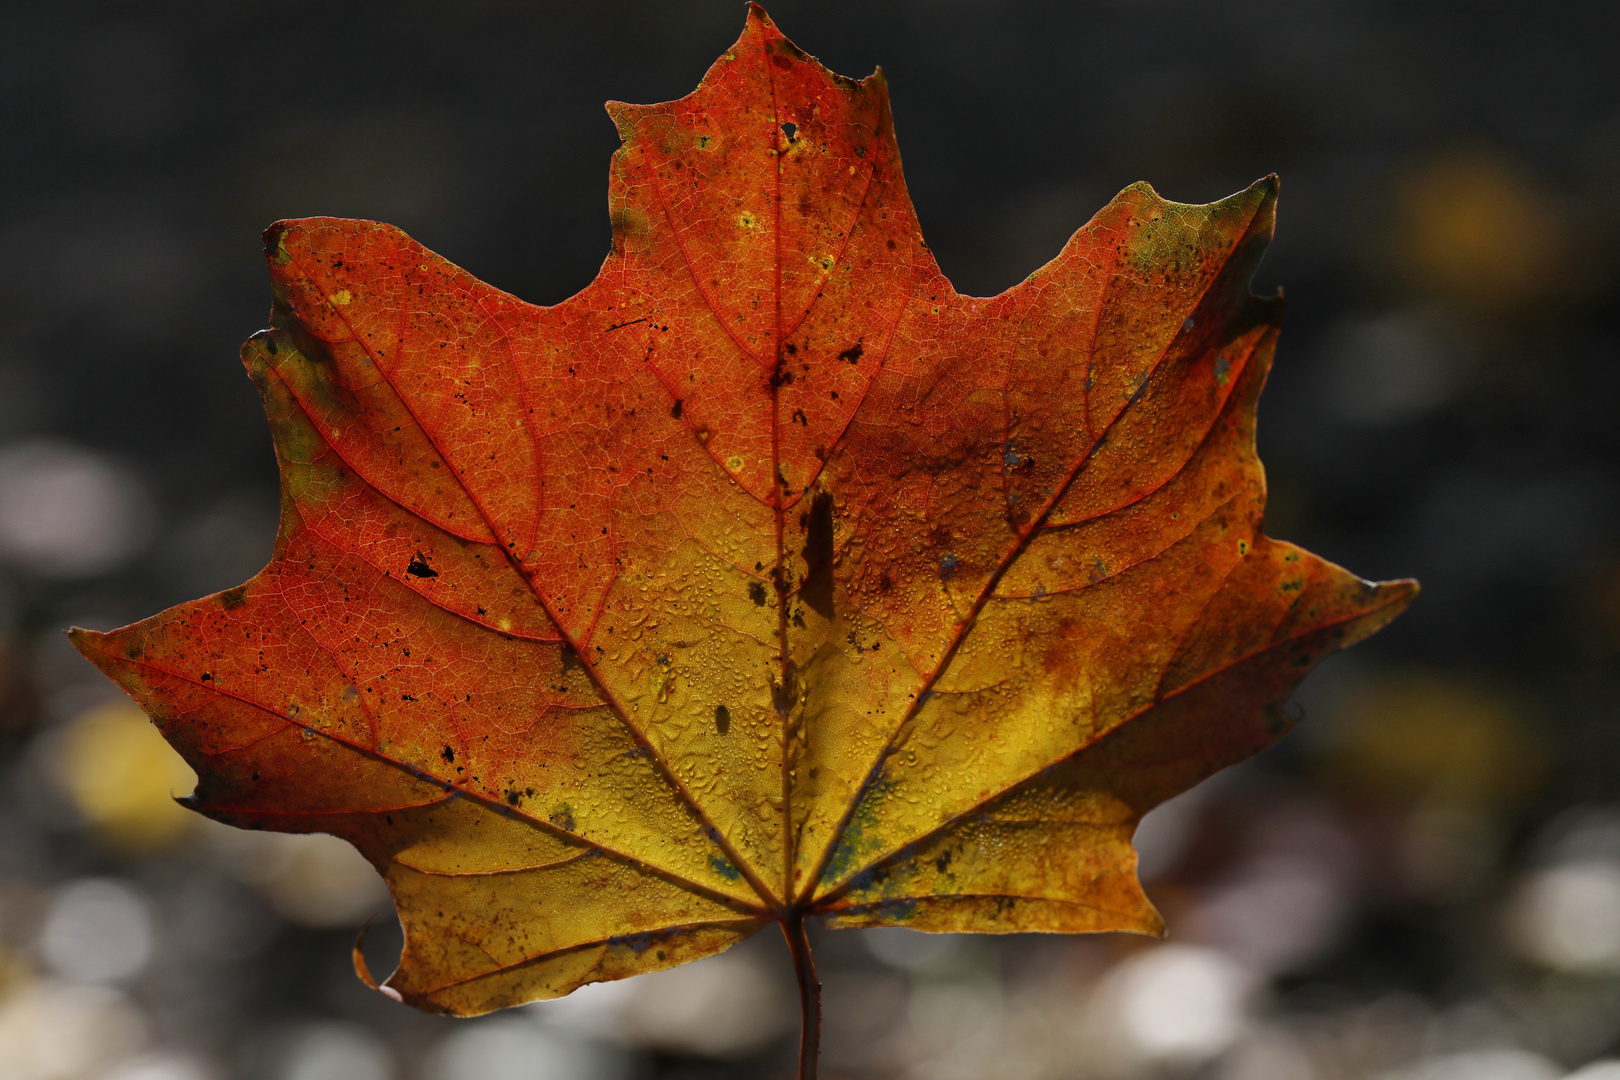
(73, 6, 1414, 1018)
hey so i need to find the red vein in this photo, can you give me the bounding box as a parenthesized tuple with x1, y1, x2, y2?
(396, 847, 596, 878)
(767, 40, 794, 909)
(470, 286, 548, 564)
(797, 194, 1277, 905)
(640, 144, 769, 371)
(413, 917, 763, 999)
(200, 793, 455, 818)
(638, 338, 777, 505)
(1039, 325, 1267, 532)
(990, 494, 1241, 600)
(299, 514, 563, 644)
(825, 894, 1142, 919)
(273, 245, 781, 910)
(78, 633, 757, 914)
(811, 585, 1411, 906)
(777, 139, 881, 345)
(261, 341, 497, 547)
(785, 258, 915, 511)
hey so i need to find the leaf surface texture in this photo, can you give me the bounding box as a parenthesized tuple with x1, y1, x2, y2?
(73, 6, 1415, 1015)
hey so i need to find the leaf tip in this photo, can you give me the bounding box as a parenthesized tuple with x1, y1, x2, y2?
(261, 222, 292, 266)
(1337, 575, 1421, 649)
(604, 98, 650, 140)
(65, 625, 104, 659)
(1383, 576, 1421, 612)
(1252, 172, 1281, 224)
(353, 917, 404, 1003)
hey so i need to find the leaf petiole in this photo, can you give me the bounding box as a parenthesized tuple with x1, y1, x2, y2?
(780, 913, 821, 1080)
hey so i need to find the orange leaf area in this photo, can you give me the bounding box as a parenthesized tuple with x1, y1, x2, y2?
(71, 5, 1413, 1017)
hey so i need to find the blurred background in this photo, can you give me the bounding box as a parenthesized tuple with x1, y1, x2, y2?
(1, 1, 1617, 1078)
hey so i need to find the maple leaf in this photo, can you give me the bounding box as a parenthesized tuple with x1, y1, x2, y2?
(71, 6, 1413, 1071)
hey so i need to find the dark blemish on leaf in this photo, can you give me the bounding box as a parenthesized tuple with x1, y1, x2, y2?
(1214, 355, 1231, 385)
(715, 704, 731, 734)
(748, 581, 767, 606)
(709, 853, 743, 880)
(785, 343, 797, 356)
(265, 336, 278, 355)
(800, 490, 835, 619)
(771, 661, 798, 718)
(551, 805, 575, 832)
(838, 341, 864, 365)
(1003, 438, 1033, 472)
(657, 949, 666, 961)
(792, 407, 807, 426)
(505, 790, 521, 805)
(476, 606, 487, 615)
(219, 585, 248, 609)
(936, 849, 952, 874)
(879, 572, 894, 595)
(771, 53, 792, 70)
(559, 643, 581, 674)
(440, 745, 455, 763)
(781, 121, 797, 140)
(407, 550, 438, 579)
(939, 553, 958, 582)
(886, 238, 896, 250)
(670, 399, 683, 419)
(200, 672, 212, 682)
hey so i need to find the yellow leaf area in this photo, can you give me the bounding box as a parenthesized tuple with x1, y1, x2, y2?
(70, 6, 1414, 1017)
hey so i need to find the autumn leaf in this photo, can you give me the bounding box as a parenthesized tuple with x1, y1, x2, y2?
(70, 3, 1414, 1067)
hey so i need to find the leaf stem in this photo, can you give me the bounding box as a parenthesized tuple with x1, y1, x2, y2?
(781, 913, 820, 1080)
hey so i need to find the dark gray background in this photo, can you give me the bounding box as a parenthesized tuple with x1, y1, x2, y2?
(1, 2, 1617, 1078)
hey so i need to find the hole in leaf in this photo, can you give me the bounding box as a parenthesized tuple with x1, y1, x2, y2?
(781, 122, 797, 140)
